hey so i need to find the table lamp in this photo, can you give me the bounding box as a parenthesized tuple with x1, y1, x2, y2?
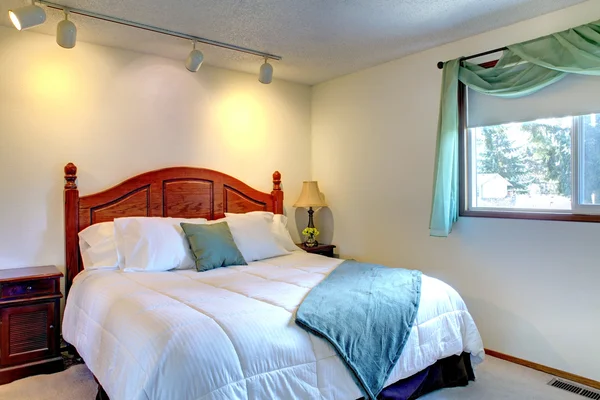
(294, 181, 327, 247)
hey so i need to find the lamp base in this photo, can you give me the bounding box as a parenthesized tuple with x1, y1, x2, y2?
(303, 207, 319, 247)
(307, 207, 315, 228)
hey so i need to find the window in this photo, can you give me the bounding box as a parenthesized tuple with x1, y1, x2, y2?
(461, 73, 600, 221)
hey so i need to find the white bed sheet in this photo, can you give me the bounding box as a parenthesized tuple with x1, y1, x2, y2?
(63, 251, 484, 400)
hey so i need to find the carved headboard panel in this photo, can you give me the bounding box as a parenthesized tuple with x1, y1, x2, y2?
(64, 163, 283, 294)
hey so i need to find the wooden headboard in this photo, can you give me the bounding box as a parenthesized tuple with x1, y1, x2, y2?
(63, 163, 284, 294)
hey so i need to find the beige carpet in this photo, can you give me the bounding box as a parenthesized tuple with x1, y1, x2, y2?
(0, 356, 588, 399)
(0, 364, 96, 400)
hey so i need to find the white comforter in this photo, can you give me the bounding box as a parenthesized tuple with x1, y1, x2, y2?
(63, 252, 484, 400)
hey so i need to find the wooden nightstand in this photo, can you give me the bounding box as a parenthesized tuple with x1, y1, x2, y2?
(0, 266, 64, 384)
(297, 243, 337, 258)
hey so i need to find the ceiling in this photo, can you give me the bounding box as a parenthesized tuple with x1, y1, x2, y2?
(0, 0, 588, 85)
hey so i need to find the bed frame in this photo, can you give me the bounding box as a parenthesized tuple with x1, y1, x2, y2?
(63, 162, 284, 294)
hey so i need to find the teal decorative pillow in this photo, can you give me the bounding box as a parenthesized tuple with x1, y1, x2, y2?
(180, 222, 247, 272)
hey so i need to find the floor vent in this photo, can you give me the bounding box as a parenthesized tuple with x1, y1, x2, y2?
(548, 378, 600, 399)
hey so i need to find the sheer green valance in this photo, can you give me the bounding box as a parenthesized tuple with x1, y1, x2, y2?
(430, 19, 600, 237)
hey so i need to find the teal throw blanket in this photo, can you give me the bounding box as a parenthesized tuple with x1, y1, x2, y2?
(296, 260, 422, 399)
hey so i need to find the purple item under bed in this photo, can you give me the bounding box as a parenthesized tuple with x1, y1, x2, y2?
(359, 352, 475, 400)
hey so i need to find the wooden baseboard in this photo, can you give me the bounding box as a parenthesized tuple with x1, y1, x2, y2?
(484, 348, 600, 390)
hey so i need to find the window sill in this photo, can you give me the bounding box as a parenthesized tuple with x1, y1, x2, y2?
(461, 209, 600, 223)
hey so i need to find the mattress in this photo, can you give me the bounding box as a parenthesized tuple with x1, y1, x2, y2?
(62, 251, 484, 400)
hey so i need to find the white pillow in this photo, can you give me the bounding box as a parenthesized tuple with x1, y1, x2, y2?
(114, 217, 207, 272)
(79, 221, 115, 247)
(272, 214, 299, 252)
(225, 212, 298, 252)
(221, 213, 290, 262)
(78, 222, 118, 270)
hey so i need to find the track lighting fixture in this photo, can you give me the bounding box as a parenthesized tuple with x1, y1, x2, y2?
(8, 3, 46, 31)
(185, 40, 204, 72)
(259, 59, 273, 84)
(9, 0, 281, 83)
(56, 10, 77, 49)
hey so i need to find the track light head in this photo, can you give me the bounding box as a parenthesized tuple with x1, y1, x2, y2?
(258, 59, 273, 84)
(57, 10, 77, 49)
(185, 41, 204, 72)
(186, 50, 203, 72)
(8, 4, 46, 31)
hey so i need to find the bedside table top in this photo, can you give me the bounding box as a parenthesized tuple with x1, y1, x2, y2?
(0, 266, 63, 283)
(296, 243, 336, 251)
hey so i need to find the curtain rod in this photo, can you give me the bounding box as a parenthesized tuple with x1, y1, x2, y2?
(436, 46, 508, 69)
(36, 0, 282, 61)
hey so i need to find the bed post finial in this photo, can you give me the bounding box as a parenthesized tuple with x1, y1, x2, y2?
(65, 163, 78, 189)
(272, 171, 281, 191)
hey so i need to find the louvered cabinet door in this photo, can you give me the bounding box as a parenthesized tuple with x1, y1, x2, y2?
(0, 302, 57, 367)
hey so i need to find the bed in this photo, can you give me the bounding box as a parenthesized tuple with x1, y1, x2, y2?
(61, 163, 484, 400)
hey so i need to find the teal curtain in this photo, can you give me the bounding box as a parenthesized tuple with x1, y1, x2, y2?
(430, 59, 460, 237)
(430, 19, 600, 237)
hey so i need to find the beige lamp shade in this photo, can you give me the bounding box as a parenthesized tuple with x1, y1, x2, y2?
(294, 181, 327, 208)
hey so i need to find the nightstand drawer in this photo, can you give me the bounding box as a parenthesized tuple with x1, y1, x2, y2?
(1, 279, 55, 300)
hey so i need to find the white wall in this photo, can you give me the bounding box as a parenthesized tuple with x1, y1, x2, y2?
(312, 0, 600, 382)
(0, 26, 311, 277)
